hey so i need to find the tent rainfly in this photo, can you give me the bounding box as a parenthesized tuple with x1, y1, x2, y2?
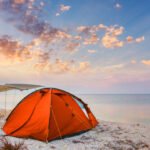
(3, 88, 98, 142)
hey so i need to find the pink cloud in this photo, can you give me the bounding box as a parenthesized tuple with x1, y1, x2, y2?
(65, 42, 80, 52)
(126, 36, 134, 42)
(102, 34, 124, 48)
(141, 60, 150, 66)
(13, 0, 26, 4)
(34, 59, 91, 74)
(135, 36, 144, 43)
(131, 60, 137, 64)
(83, 34, 99, 45)
(56, 4, 71, 16)
(60, 4, 71, 12)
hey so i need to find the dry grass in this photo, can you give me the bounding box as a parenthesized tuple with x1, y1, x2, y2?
(0, 138, 28, 150)
(0, 112, 5, 119)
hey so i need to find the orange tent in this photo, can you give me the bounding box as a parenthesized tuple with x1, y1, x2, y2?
(3, 88, 98, 142)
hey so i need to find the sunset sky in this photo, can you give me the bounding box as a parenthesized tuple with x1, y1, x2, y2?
(0, 0, 150, 93)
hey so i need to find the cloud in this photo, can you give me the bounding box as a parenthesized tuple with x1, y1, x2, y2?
(18, 21, 72, 45)
(141, 60, 150, 66)
(126, 36, 145, 44)
(101, 26, 145, 48)
(77, 25, 125, 48)
(13, 0, 26, 4)
(0, 35, 91, 74)
(65, 42, 80, 52)
(56, 13, 60, 16)
(100, 64, 125, 73)
(78, 61, 90, 72)
(77, 26, 91, 34)
(114, 3, 122, 9)
(135, 36, 144, 43)
(106, 26, 124, 36)
(60, 4, 71, 12)
(77, 24, 106, 35)
(76, 24, 145, 49)
(126, 36, 134, 42)
(0, 35, 31, 61)
(56, 4, 71, 16)
(0, 1, 144, 51)
(0, 0, 40, 16)
(0, 0, 50, 38)
(0, 0, 145, 52)
(83, 34, 99, 45)
(88, 50, 97, 53)
(0, 35, 54, 64)
(0, 0, 146, 77)
(35, 50, 52, 64)
(40, 1, 45, 7)
(131, 60, 137, 64)
(74, 36, 82, 40)
(102, 34, 124, 48)
(34, 59, 72, 73)
(34, 59, 91, 74)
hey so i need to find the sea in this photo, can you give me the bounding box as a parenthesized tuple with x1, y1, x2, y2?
(0, 91, 150, 125)
(78, 94, 150, 125)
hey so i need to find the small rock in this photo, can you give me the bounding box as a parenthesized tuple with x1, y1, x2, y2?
(72, 140, 84, 144)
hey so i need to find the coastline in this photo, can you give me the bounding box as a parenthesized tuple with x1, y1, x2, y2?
(0, 113, 149, 150)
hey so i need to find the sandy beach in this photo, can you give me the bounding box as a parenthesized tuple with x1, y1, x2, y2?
(0, 110, 149, 150)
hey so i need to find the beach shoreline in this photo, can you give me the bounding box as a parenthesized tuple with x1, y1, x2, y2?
(0, 115, 149, 150)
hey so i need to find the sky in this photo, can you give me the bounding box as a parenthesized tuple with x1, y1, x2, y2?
(0, 0, 150, 94)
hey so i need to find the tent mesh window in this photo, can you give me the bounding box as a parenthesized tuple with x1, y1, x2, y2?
(72, 97, 89, 118)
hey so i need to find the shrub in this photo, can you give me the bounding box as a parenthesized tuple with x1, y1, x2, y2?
(0, 138, 28, 150)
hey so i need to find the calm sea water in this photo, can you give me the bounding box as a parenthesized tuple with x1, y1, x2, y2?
(0, 92, 150, 124)
(77, 94, 150, 125)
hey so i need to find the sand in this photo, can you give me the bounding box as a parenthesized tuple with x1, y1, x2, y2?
(0, 110, 149, 150)
(0, 121, 149, 150)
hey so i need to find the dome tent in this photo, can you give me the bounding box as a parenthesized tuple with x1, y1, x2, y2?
(3, 88, 98, 142)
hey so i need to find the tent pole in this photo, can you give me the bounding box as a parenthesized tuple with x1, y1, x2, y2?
(5, 91, 7, 115)
(13, 90, 16, 107)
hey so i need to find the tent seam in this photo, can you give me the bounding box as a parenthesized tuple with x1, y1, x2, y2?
(46, 88, 52, 142)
